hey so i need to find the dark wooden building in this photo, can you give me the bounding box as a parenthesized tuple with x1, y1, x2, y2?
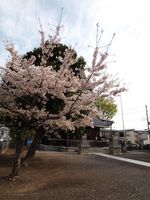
(85, 118, 113, 147)
(41, 118, 113, 148)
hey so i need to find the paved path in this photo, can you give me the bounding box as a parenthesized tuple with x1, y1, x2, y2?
(92, 152, 150, 167)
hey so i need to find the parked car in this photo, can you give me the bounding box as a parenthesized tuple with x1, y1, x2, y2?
(127, 143, 140, 151)
(143, 144, 150, 150)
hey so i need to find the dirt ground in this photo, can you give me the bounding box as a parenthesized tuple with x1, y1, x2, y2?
(0, 150, 150, 200)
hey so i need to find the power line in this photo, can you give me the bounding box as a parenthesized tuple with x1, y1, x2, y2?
(116, 110, 145, 116)
(119, 106, 144, 111)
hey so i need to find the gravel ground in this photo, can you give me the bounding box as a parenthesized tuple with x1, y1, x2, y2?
(0, 151, 150, 200)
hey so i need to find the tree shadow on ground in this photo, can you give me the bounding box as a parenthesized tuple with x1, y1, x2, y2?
(0, 153, 14, 180)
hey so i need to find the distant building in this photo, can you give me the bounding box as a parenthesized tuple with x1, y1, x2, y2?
(136, 130, 149, 143)
(135, 130, 150, 148)
(113, 129, 140, 144)
(108, 129, 150, 149)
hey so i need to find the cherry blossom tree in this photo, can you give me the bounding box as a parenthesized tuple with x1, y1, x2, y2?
(0, 21, 125, 179)
(23, 43, 86, 161)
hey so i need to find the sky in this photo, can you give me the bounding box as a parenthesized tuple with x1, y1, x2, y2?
(0, 0, 150, 130)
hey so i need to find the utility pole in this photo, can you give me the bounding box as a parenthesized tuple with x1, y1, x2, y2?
(145, 105, 150, 142)
(120, 94, 127, 152)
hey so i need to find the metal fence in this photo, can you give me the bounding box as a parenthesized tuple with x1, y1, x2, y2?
(41, 138, 109, 148)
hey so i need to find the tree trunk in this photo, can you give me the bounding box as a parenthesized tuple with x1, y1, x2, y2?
(23, 127, 43, 161)
(9, 134, 23, 180)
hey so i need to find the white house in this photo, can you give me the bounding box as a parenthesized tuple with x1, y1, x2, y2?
(135, 130, 150, 145)
(0, 125, 11, 153)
